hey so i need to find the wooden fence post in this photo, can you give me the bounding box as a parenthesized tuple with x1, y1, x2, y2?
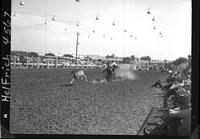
(47, 57, 49, 69)
(26, 56, 28, 69)
(55, 57, 58, 69)
(37, 57, 40, 69)
(13, 55, 16, 69)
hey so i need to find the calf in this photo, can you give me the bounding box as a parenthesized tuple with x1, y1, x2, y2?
(152, 80, 162, 88)
(70, 70, 88, 85)
(152, 80, 173, 90)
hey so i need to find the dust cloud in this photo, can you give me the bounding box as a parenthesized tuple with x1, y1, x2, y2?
(115, 64, 137, 80)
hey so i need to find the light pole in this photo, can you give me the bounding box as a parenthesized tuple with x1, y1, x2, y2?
(75, 32, 80, 65)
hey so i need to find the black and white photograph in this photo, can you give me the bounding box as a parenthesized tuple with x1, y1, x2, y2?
(7, 0, 194, 136)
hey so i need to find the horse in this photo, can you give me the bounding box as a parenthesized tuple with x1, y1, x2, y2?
(103, 62, 119, 82)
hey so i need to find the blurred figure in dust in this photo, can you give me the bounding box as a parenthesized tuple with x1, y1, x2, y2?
(103, 62, 111, 81)
(103, 62, 119, 81)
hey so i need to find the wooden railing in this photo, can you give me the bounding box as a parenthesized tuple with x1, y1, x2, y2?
(11, 62, 102, 69)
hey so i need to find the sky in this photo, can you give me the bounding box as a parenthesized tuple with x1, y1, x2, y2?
(11, 0, 191, 60)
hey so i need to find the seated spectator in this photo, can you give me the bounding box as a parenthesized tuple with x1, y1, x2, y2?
(169, 107, 191, 136)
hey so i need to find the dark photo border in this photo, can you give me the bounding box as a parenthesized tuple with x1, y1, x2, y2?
(1, 0, 11, 137)
(1, 0, 199, 138)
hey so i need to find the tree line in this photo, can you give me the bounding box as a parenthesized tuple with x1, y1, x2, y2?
(11, 51, 74, 58)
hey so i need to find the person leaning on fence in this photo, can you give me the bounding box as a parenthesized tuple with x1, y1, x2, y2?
(148, 61, 192, 136)
(167, 70, 191, 135)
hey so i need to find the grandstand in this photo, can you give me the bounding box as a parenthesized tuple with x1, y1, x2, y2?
(11, 51, 172, 72)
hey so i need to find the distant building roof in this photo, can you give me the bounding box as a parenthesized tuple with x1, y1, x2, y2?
(106, 58, 123, 61)
(86, 55, 105, 60)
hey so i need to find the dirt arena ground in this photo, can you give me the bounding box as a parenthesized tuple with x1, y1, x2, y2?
(10, 68, 168, 134)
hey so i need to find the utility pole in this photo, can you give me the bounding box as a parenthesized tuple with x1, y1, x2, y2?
(26, 51, 28, 69)
(75, 32, 80, 65)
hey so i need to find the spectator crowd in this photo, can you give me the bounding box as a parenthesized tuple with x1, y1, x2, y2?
(144, 58, 191, 136)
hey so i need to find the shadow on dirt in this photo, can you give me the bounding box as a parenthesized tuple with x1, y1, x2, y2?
(60, 83, 75, 87)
